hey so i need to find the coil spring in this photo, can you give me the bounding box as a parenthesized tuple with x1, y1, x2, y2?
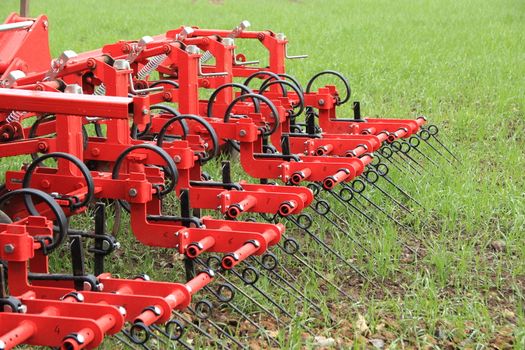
(5, 110, 25, 123)
(137, 54, 167, 80)
(94, 84, 106, 96)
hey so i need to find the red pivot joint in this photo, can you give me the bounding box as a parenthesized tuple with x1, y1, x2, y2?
(221, 239, 260, 270)
(323, 168, 351, 190)
(290, 168, 312, 185)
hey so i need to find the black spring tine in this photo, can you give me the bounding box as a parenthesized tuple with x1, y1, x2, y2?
(194, 258, 282, 325)
(120, 329, 153, 350)
(379, 149, 412, 177)
(150, 324, 194, 350)
(399, 147, 427, 171)
(202, 284, 279, 347)
(391, 148, 423, 175)
(323, 203, 370, 237)
(171, 310, 229, 348)
(430, 134, 459, 162)
(227, 266, 295, 319)
(187, 306, 249, 350)
(309, 202, 373, 255)
(406, 141, 441, 167)
(286, 215, 372, 284)
(340, 183, 421, 256)
(341, 182, 406, 227)
(277, 237, 355, 301)
(417, 133, 454, 164)
(394, 145, 426, 171)
(326, 188, 381, 226)
(377, 171, 422, 207)
(249, 257, 323, 314)
(362, 171, 412, 214)
(115, 333, 141, 349)
(368, 178, 412, 214)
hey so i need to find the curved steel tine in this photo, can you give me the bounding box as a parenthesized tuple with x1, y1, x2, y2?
(308, 202, 372, 255)
(171, 311, 229, 348)
(378, 150, 413, 177)
(248, 257, 323, 314)
(405, 141, 440, 167)
(352, 186, 404, 227)
(323, 204, 370, 237)
(375, 170, 422, 207)
(388, 146, 423, 175)
(399, 146, 427, 171)
(276, 238, 355, 301)
(120, 329, 153, 350)
(286, 216, 371, 284)
(201, 284, 280, 347)
(115, 333, 141, 349)
(430, 134, 459, 162)
(227, 265, 296, 320)
(417, 133, 454, 164)
(326, 188, 381, 226)
(193, 258, 282, 325)
(150, 324, 194, 350)
(362, 170, 412, 214)
(187, 306, 249, 350)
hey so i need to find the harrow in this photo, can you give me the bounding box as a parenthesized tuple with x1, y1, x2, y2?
(0, 13, 455, 349)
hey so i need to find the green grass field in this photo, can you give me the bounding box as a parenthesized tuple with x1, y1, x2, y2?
(1, 0, 524, 349)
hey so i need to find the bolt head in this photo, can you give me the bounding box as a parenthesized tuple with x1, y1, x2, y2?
(318, 99, 325, 106)
(76, 334, 85, 344)
(222, 38, 234, 47)
(239, 129, 247, 137)
(128, 188, 138, 197)
(142, 108, 149, 115)
(3, 244, 14, 254)
(239, 20, 251, 30)
(276, 33, 286, 41)
(185, 45, 200, 55)
(113, 59, 131, 70)
(64, 84, 83, 94)
(118, 306, 127, 316)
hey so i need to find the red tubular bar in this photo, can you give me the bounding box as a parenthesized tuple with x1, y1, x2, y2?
(315, 143, 334, 156)
(277, 200, 298, 216)
(0, 320, 36, 350)
(323, 168, 351, 190)
(186, 236, 216, 258)
(225, 195, 257, 218)
(290, 168, 312, 185)
(222, 241, 260, 269)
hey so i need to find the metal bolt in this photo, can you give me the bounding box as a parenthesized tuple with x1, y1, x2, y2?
(128, 188, 138, 197)
(18, 304, 27, 313)
(76, 334, 85, 344)
(118, 306, 127, 316)
(276, 33, 286, 41)
(64, 84, 83, 95)
(318, 99, 325, 106)
(173, 155, 181, 163)
(239, 129, 247, 137)
(102, 240, 111, 251)
(142, 109, 149, 115)
(222, 38, 234, 46)
(3, 244, 14, 254)
(186, 45, 200, 55)
(113, 59, 130, 70)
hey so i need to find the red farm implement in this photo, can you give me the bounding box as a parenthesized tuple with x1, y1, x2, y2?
(0, 12, 455, 349)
